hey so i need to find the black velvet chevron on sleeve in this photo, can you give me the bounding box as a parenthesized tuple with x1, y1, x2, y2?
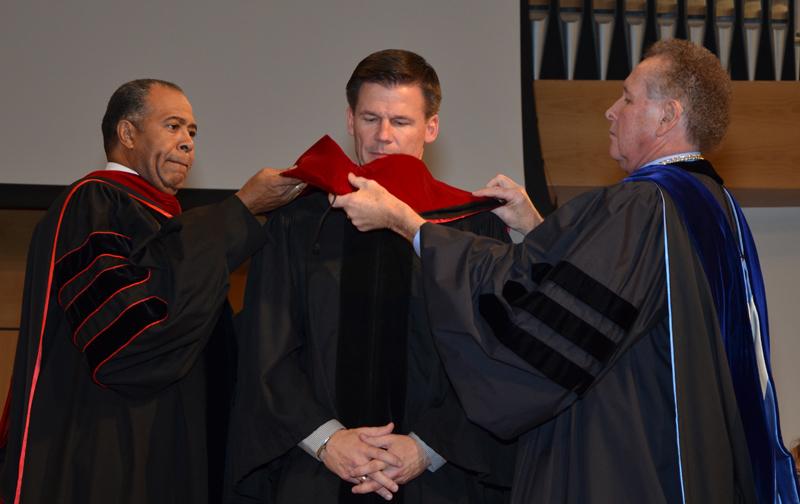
(52, 228, 170, 379)
(478, 261, 639, 396)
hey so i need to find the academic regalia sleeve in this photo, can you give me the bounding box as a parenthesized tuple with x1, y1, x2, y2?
(409, 375, 517, 486)
(410, 211, 517, 486)
(227, 202, 334, 489)
(419, 183, 668, 440)
(52, 182, 263, 397)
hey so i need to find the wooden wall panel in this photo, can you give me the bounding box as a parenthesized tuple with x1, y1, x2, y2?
(714, 83, 800, 192)
(535, 81, 621, 188)
(0, 331, 17, 410)
(229, 261, 249, 314)
(535, 81, 800, 205)
(0, 210, 42, 328)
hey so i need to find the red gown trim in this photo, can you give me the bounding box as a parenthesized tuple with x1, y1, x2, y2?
(90, 296, 169, 387)
(58, 254, 128, 306)
(11, 176, 173, 503)
(55, 230, 132, 265)
(84, 170, 181, 217)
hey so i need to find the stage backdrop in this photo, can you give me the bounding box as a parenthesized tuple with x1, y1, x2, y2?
(0, 1, 524, 193)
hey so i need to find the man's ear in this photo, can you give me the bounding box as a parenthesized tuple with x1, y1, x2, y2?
(346, 106, 355, 136)
(657, 99, 683, 136)
(424, 114, 440, 144)
(117, 120, 137, 149)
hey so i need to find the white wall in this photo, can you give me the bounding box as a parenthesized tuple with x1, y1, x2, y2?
(0, 1, 523, 193)
(743, 207, 800, 448)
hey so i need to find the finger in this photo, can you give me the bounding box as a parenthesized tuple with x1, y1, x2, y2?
(359, 433, 393, 450)
(472, 188, 494, 198)
(367, 470, 399, 492)
(350, 472, 398, 495)
(472, 187, 512, 200)
(357, 422, 394, 437)
(358, 432, 397, 448)
(275, 181, 303, 194)
(483, 174, 505, 188)
(351, 479, 384, 495)
(279, 172, 303, 183)
(491, 173, 518, 188)
(351, 459, 387, 476)
(331, 193, 350, 209)
(363, 445, 402, 467)
(482, 173, 515, 189)
(270, 172, 302, 186)
(376, 487, 394, 501)
(347, 172, 369, 189)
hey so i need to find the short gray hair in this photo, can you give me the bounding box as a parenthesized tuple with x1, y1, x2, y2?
(643, 39, 731, 151)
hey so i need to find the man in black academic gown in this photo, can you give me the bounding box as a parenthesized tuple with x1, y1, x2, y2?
(332, 40, 800, 503)
(226, 50, 514, 503)
(0, 79, 304, 504)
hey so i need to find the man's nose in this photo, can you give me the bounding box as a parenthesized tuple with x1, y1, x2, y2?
(605, 99, 620, 121)
(178, 131, 194, 153)
(376, 120, 392, 142)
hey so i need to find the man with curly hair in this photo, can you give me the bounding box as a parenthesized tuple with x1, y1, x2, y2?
(332, 39, 800, 503)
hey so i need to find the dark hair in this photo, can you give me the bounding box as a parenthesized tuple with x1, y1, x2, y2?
(346, 49, 441, 118)
(642, 39, 731, 152)
(101, 79, 184, 157)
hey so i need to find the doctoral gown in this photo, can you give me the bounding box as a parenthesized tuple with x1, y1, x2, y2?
(0, 171, 263, 503)
(418, 161, 797, 503)
(227, 190, 515, 504)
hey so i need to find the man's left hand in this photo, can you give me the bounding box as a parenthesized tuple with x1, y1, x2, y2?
(472, 173, 542, 235)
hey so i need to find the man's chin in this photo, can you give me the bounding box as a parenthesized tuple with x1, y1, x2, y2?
(161, 174, 187, 195)
(364, 152, 388, 163)
(160, 183, 181, 195)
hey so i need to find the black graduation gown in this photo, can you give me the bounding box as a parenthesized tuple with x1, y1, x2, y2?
(227, 191, 516, 504)
(0, 174, 263, 503)
(418, 173, 758, 503)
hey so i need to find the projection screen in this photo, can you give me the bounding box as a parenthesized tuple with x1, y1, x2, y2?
(0, 1, 523, 194)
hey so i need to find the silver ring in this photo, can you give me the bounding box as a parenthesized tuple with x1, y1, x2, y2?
(359, 476, 368, 483)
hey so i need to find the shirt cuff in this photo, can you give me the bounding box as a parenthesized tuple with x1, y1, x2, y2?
(409, 432, 447, 472)
(413, 229, 421, 257)
(299, 419, 346, 461)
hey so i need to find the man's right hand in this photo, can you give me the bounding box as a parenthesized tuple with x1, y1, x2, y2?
(331, 173, 424, 242)
(321, 423, 402, 499)
(235, 167, 306, 215)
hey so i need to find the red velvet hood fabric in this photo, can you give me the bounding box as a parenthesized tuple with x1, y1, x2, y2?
(84, 170, 182, 217)
(284, 135, 498, 217)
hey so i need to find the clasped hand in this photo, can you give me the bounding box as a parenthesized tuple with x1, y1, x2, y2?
(321, 422, 430, 501)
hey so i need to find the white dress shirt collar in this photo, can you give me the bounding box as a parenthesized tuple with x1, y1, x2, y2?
(104, 162, 139, 176)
